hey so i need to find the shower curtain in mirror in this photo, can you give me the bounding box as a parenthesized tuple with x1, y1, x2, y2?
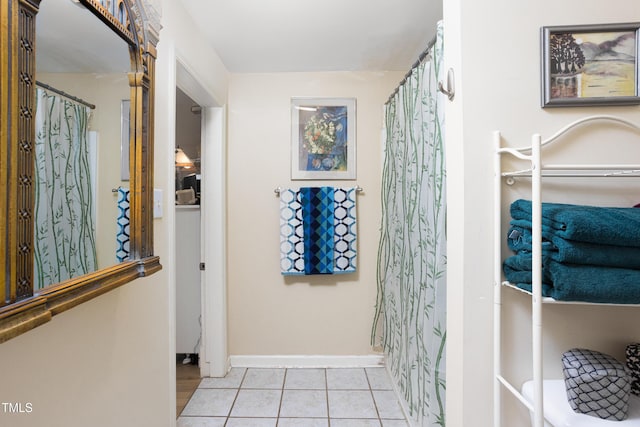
(34, 87, 97, 290)
(373, 21, 446, 426)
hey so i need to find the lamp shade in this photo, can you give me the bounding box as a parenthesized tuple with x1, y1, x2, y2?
(175, 147, 194, 169)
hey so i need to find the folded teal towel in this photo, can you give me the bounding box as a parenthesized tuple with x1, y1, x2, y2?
(508, 224, 640, 270)
(503, 253, 640, 304)
(502, 254, 555, 296)
(511, 199, 640, 248)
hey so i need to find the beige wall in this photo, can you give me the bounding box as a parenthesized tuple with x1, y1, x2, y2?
(227, 71, 402, 355)
(444, 1, 640, 426)
(0, 278, 170, 427)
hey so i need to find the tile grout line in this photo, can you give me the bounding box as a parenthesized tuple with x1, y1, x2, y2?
(325, 368, 331, 427)
(365, 367, 384, 427)
(224, 367, 249, 425)
(277, 368, 287, 425)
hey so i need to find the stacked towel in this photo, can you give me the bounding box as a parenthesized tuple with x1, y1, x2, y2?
(504, 254, 640, 304)
(507, 225, 640, 270)
(280, 187, 357, 276)
(503, 199, 640, 303)
(510, 199, 640, 247)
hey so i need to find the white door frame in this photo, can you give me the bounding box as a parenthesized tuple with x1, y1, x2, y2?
(199, 105, 227, 377)
(176, 60, 228, 378)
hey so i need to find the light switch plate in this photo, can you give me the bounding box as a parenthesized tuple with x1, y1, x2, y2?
(153, 188, 163, 218)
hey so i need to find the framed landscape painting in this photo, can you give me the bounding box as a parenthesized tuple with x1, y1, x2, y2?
(291, 97, 356, 180)
(541, 23, 640, 107)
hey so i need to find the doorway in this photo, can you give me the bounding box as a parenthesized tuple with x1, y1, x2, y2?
(175, 88, 202, 416)
(175, 87, 202, 363)
(172, 59, 228, 414)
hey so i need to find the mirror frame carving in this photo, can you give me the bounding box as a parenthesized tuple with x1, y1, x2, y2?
(0, 0, 162, 343)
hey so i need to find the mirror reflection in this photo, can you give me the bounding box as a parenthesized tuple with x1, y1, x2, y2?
(34, 0, 132, 290)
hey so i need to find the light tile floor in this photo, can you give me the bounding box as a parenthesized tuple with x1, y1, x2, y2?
(177, 367, 409, 427)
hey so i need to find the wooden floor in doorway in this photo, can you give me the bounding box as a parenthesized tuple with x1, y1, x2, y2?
(176, 358, 200, 417)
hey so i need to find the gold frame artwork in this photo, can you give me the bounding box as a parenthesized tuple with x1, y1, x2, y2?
(0, 0, 162, 343)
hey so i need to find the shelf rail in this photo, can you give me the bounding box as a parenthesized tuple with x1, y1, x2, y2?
(493, 115, 640, 427)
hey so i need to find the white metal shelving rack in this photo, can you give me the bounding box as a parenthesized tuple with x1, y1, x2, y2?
(493, 115, 640, 427)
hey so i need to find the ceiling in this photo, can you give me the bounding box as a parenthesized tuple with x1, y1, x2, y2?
(34, 0, 442, 74)
(177, 0, 443, 73)
(36, 0, 131, 73)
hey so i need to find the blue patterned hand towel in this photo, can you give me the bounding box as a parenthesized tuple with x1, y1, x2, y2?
(280, 187, 357, 276)
(116, 187, 130, 262)
(300, 187, 335, 274)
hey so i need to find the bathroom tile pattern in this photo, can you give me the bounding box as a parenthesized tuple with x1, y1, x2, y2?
(178, 367, 408, 427)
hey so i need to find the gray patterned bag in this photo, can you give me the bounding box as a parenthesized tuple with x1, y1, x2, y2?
(626, 343, 640, 396)
(562, 348, 631, 421)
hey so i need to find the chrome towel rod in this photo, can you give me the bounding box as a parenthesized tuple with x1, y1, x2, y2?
(274, 186, 363, 196)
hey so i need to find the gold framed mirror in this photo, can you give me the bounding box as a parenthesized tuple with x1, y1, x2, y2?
(0, 0, 161, 343)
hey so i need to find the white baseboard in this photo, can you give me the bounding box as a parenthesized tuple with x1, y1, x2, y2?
(229, 354, 385, 368)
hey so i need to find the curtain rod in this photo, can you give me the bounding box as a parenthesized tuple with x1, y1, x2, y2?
(36, 81, 96, 110)
(385, 35, 437, 105)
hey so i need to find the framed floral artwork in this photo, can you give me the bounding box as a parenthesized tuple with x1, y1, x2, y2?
(291, 97, 356, 180)
(541, 23, 640, 107)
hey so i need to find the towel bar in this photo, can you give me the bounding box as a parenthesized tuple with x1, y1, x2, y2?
(274, 186, 363, 196)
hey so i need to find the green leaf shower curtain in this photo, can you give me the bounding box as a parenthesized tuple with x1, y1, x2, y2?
(34, 87, 97, 290)
(374, 21, 446, 426)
